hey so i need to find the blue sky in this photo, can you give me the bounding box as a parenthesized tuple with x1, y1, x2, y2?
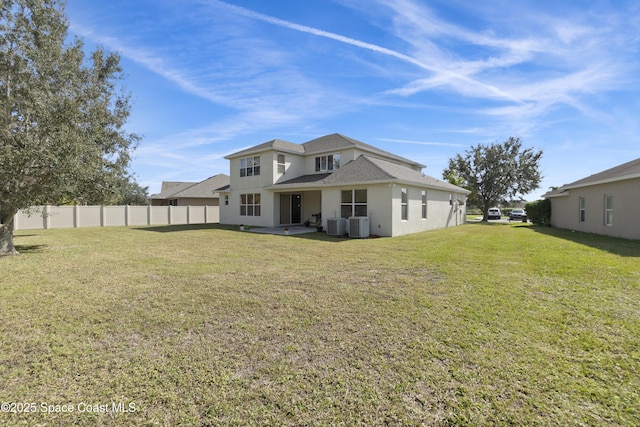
(66, 0, 640, 199)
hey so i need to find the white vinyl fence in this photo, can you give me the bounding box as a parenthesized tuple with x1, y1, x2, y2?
(14, 205, 219, 231)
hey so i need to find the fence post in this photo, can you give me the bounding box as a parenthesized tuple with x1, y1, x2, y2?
(187, 206, 191, 224)
(147, 205, 152, 226)
(74, 205, 80, 228)
(168, 205, 172, 225)
(101, 206, 106, 227)
(125, 205, 130, 226)
(44, 205, 51, 229)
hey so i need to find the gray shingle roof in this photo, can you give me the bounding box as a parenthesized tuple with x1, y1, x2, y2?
(150, 174, 230, 199)
(545, 157, 640, 197)
(323, 155, 470, 193)
(225, 133, 425, 170)
(268, 155, 468, 193)
(303, 133, 425, 169)
(277, 173, 332, 185)
(225, 139, 303, 159)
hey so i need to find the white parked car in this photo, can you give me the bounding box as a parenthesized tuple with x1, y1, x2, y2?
(488, 208, 502, 220)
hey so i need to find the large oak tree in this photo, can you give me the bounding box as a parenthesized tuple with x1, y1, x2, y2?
(444, 137, 543, 221)
(1, 0, 139, 255)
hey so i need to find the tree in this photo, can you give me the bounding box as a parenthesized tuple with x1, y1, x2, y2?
(443, 137, 542, 221)
(115, 179, 149, 206)
(1, 0, 139, 255)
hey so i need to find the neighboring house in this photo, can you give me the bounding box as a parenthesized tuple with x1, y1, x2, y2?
(219, 133, 470, 237)
(149, 174, 230, 207)
(543, 157, 640, 240)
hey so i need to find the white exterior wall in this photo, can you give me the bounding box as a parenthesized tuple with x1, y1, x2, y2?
(390, 185, 467, 237)
(549, 178, 640, 240)
(320, 184, 390, 236)
(273, 152, 305, 184)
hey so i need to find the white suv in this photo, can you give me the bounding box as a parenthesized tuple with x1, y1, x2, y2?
(488, 208, 502, 220)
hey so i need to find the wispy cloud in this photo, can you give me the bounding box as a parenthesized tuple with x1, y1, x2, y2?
(365, 0, 636, 127)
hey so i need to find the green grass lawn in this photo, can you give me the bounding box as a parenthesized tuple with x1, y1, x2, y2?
(1, 223, 639, 426)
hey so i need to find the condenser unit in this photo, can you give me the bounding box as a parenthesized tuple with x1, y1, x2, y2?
(348, 216, 370, 238)
(326, 217, 347, 236)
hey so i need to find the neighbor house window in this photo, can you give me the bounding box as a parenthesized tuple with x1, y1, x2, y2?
(401, 188, 408, 220)
(224, 195, 229, 206)
(604, 194, 613, 226)
(340, 189, 367, 218)
(240, 156, 260, 177)
(277, 154, 286, 174)
(421, 190, 427, 219)
(240, 193, 261, 216)
(315, 154, 340, 172)
(578, 197, 585, 223)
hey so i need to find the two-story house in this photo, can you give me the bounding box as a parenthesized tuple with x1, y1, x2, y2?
(218, 133, 470, 237)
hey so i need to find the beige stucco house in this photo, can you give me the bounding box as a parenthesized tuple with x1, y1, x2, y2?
(544, 157, 640, 240)
(149, 174, 230, 207)
(218, 133, 470, 237)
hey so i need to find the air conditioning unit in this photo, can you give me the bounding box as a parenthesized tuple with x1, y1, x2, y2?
(348, 216, 369, 238)
(326, 217, 347, 236)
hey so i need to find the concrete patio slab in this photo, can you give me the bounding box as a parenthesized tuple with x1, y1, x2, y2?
(246, 226, 318, 236)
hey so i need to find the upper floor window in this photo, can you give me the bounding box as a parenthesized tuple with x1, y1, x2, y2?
(277, 154, 286, 174)
(604, 194, 613, 226)
(240, 156, 260, 177)
(315, 154, 340, 172)
(578, 197, 585, 223)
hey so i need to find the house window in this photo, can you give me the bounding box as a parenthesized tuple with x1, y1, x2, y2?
(277, 154, 286, 174)
(315, 154, 340, 172)
(401, 188, 408, 220)
(578, 197, 585, 223)
(421, 190, 427, 219)
(604, 194, 613, 226)
(240, 193, 261, 216)
(240, 156, 260, 177)
(224, 195, 229, 206)
(340, 189, 367, 218)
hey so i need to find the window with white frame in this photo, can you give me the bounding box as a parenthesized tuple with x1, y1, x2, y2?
(340, 189, 367, 218)
(240, 193, 261, 216)
(604, 194, 613, 226)
(401, 188, 408, 220)
(578, 197, 585, 223)
(277, 153, 286, 174)
(239, 156, 260, 177)
(224, 195, 229, 206)
(421, 190, 427, 219)
(315, 154, 340, 172)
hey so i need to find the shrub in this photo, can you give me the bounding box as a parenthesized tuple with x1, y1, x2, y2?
(525, 199, 551, 225)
